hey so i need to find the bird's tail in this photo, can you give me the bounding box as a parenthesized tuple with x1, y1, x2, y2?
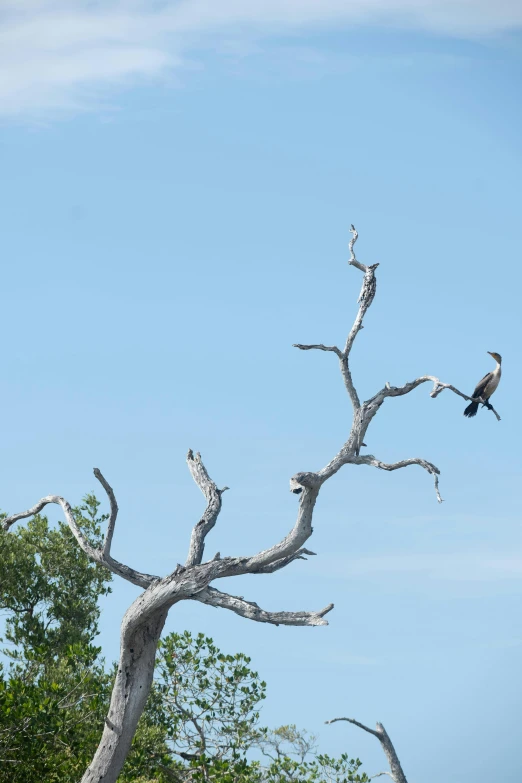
(463, 401, 479, 418)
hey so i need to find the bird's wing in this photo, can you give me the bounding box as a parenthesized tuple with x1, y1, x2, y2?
(472, 371, 492, 399)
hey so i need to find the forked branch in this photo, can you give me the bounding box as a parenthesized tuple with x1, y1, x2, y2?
(2, 478, 157, 589)
(3, 450, 333, 783)
(294, 225, 501, 504)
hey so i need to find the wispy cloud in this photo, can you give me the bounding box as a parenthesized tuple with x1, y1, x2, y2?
(316, 551, 522, 582)
(1, 0, 521, 118)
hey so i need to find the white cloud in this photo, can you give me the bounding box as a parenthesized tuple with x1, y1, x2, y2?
(1, 0, 521, 118)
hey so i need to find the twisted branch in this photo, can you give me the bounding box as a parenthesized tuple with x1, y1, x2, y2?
(185, 450, 228, 567)
(352, 455, 443, 503)
(94, 468, 119, 558)
(348, 224, 366, 273)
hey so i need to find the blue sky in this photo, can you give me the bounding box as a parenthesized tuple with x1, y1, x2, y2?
(1, 2, 522, 781)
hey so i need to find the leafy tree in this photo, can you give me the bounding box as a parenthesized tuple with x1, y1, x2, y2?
(152, 631, 265, 772)
(0, 649, 175, 783)
(146, 633, 368, 783)
(0, 494, 111, 663)
(0, 648, 109, 783)
(255, 725, 369, 782)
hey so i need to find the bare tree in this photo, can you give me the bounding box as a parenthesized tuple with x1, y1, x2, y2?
(2, 226, 500, 782)
(326, 716, 407, 783)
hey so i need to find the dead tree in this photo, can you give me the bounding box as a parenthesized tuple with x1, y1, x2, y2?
(326, 716, 407, 783)
(2, 227, 500, 782)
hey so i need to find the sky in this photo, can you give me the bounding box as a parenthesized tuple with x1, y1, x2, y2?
(1, 2, 522, 781)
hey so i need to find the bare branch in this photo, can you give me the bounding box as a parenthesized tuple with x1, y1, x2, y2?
(196, 587, 333, 627)
(294, 228, 381, 413)
(236, 484, 321, 572)
(348, 224, 367, 272)
(338, 354, 361, 411)
(353, 455, 443, 503)
(2, 495, 99, 555)
(2, 492, 157, 589)
(186, 450, 224, 567)
(293, 343, 342, 357)
(343, 263, 379, 359)
(250, 547, 317, 574)
(372, 375, 501, 420)
(430, 381, 501, 421)
(326, 717, 408, 783)
(93, 468, 119, 558)
(325, 717, 380, 738)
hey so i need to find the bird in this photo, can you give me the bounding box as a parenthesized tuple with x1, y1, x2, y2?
(463, 352, 502, 417)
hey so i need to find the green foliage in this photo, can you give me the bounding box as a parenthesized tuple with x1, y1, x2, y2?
(0, 495, 112, 663)
(253, 725, 370, 783)
(0, 651, 173, 783)
(0, 650, 110, 783)
(154, 630, 266, 760)
(260, 751, 370, 782)
(149, 636, 369, 783)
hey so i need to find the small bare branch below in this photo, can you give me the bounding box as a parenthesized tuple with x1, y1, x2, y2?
(293, 343, 342, 357)
(326, 717, 408, 783)
(353, 455, 443, 503)
(196, 587, 333, 627)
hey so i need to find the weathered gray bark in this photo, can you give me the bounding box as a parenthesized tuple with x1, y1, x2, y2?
(326, 716, 408, 783)
(2, 451, 332, 783)
(2, 226, 500, 781)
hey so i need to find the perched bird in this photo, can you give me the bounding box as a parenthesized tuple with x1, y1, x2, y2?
(463, 352, 502, 418)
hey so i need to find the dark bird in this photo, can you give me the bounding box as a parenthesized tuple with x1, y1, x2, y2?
(178, 752, 200, 761)
(463, 352, 502, 417)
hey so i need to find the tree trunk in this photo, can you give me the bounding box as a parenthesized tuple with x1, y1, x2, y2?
(82, 606, 167, 783)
